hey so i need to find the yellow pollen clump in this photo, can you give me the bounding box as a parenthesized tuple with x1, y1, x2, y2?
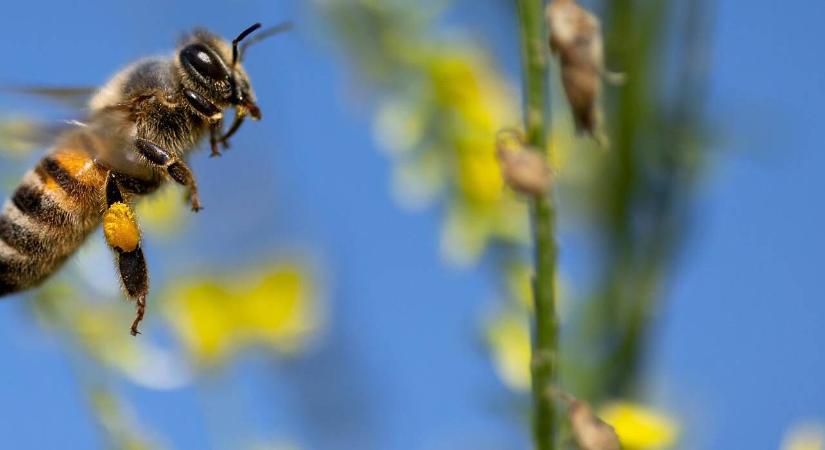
(103, 202, 141, 252)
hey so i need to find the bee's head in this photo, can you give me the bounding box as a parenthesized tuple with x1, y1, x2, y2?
(177, 23, 289, 120)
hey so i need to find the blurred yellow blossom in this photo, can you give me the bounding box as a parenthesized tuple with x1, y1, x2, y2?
(486, 311, 531, 391)
(504, 263, 570, 319)
(372, 45, 531, 265)
(485, 268, 572, 392)
(33, 282, 190, 389)
(599, 401, 679, 449)
(506, 262, 535, 312)
(91, 388, 167, 450)
(426, 51, 526, 259)
(135, 184, 187, 235)
(374, 99, 427, 156)
(163, 264, 321, 366)
(782, 423, 825, 450)
(456, 149, 504, 206)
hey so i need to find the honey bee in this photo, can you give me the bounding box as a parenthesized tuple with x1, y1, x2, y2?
(0, 22, 290, 335)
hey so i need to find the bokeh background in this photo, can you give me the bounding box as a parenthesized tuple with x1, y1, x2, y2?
(0, 1, 823, 449)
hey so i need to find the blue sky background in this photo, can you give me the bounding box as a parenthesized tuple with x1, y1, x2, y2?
(0, 1, 823, 449)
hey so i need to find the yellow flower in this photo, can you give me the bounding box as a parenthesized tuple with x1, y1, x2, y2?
(33, 281, 190, 389)
(427, 51, 514, 205)
(486, 312, 531, 391)
(163, 264, 321, 366)
(421, 49, 531, 262)
(370, 43, 554, 264)
(599, 401, 679, 449)
(90, 388, 164, 450)
(135, 184, 187, 235)
(456, 145, 504, 205)
(373, 100, 427, 156)
(506, 262, 534, 312)
(782, 423, 825, 450)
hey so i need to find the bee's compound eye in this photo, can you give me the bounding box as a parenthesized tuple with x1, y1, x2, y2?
(180, 44, 228, 82)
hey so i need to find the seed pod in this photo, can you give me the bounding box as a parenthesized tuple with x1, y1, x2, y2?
(495, 130, 552, 196)
(549, 387, 621, 450)
(546, 0, 620, 146)
(569, 399, 622, 450)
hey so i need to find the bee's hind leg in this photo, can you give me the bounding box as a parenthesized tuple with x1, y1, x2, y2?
(103, 172, 149, 336)
(120, 250, 148, 335)
(133, 138, 202, 212)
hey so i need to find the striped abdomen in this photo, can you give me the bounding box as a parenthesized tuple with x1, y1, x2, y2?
(0, 135, 108, 295)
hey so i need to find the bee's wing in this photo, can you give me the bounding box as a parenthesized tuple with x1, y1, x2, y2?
(0, 85, 95, 154)
(0, 117, 87, 154)
(2, 85, 97, 110)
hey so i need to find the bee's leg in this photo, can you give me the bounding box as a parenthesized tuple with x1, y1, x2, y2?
(134, 138, 202, 212)
(103, 172, 149, 336)
(209, 112, 245, 154)
(209, 122, 223, 158)
(218, 112, 247, 148)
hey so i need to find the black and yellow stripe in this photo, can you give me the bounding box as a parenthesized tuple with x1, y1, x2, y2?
(0, 133, 109, 295)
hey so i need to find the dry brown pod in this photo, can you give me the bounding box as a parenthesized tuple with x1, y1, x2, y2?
(549, 388, 621, 450)
(495, 130, 552, 196)
(569, 399, 622, 450)
(545, 0, 623, 147)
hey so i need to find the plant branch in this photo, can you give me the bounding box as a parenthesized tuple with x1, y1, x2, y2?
(515, 0, 558, 449)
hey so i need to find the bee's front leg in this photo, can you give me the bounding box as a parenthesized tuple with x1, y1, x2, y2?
(209, 112, 246, 155)
(133, 138, 202, 212)
(103, 172, 149, 336)
(218, 112, 247, 148)
(209, 120, 224, 158)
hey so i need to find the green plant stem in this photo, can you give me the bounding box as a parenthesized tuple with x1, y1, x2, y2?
(515, 0, 558, 449)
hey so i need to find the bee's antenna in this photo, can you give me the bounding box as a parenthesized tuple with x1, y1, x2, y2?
(228, 21, 291, 111)
(232, 22, 262, 67)
(229, 22, 263, 106)
(238, 22, 294, 62)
